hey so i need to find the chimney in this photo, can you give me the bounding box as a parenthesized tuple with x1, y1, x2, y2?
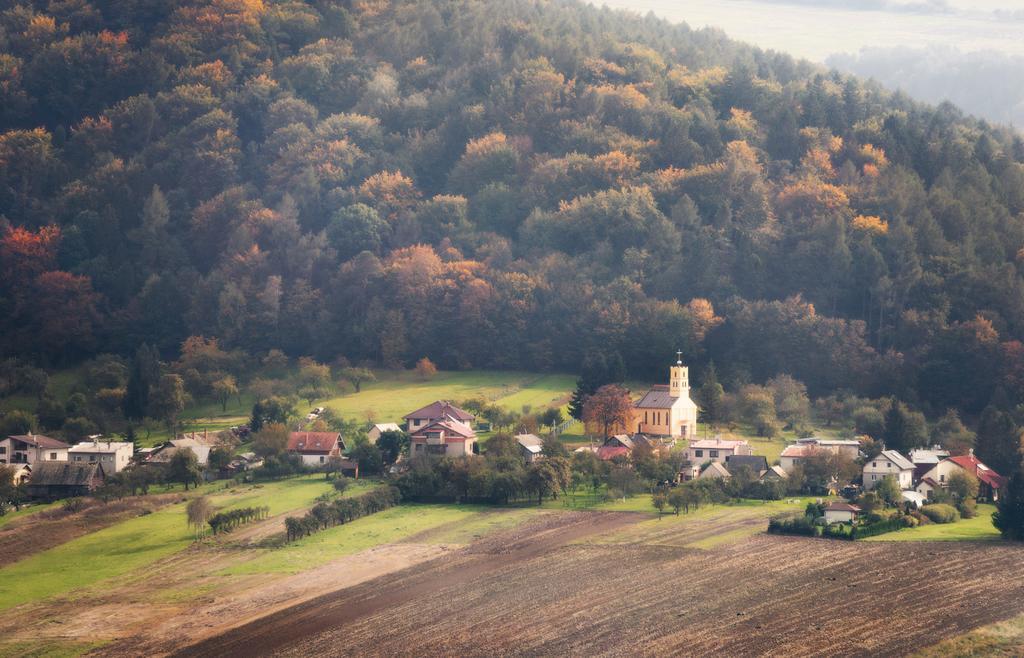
(969, 448, 974, 457)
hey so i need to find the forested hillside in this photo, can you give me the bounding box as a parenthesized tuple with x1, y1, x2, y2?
(2, 0, 1024, 417)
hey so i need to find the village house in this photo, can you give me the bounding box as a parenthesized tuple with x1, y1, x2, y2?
(794, 437, 861, 460)
(27, 461, 105, 500)
(699, 461, 732, 480)
(863, 450, 915, 491)
(779, 444, 817, 473)
(908, 447, 950, 484)
(368, 423, 402, 443)
(515, 434, 544, 463)
(824, 501, 861, 524)
(404, 401, 478, 457)
(403, 401, 475, 433)
(146, 437, 213, 467)
(630, 354, 698, 439)
(68, 441, 134, 473)
(287, 431, 344, 467)
(686, 438, 752, 465)
(916, 450, 1006, 502)
(682, 438, 753, 480)
(760, 465, 789, 482)
(725, 454, 769, 476)
(0, 433, 70, 466)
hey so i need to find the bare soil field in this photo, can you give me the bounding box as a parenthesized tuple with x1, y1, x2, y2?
(176, 517, 1024, 658)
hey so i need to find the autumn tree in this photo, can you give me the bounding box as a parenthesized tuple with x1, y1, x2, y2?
(582, 384, 633, 439)
(415, 357, 437, 380)
(252, 423, 290, 458)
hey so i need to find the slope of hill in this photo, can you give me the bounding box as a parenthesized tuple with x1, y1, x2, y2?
(2, 0, 1024, 417)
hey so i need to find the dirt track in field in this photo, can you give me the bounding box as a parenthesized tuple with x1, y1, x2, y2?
(172, 517, 1024, 658)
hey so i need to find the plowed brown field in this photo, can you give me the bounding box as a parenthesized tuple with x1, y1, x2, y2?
(173, 513, 1024, 658)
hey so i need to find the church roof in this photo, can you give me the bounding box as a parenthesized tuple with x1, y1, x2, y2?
(634, 386, 679, 409)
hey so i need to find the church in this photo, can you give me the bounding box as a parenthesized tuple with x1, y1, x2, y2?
(631, 354, 698, 439)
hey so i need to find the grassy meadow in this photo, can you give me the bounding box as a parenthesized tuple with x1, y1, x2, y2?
(0, 476, 340, 611)
(863, 504, 1001, 542)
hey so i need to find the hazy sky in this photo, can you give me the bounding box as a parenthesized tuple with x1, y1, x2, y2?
(593, 0, 1024, 61)
(593, 0, 1024, 127)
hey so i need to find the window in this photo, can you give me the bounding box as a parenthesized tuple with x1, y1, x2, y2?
(319, 456, 325, 464)
(872, 475, 876, 481)
(49, 452, 57, 460)
(940, 474, 945, 482)
(694, 450, 703, 458)
(710, 450, 719, 458)
(872, 462, 877, 468)
(0, 447, 6, 454)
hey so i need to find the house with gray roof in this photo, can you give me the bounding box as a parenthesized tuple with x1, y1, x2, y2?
(27, 461, 105, 500)
(863, 449, 915, 491)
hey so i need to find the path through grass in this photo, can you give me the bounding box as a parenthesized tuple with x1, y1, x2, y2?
(0, 476, 336, 610)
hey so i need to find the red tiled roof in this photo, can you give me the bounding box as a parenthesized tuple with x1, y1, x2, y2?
(690, 439, 749, 450)
(8, 434, 69, 450)
(409, 419, 476, 441)
(826, 502, 861, 512)
(946, 454, 1007, 490)
(287, 432, 340, 453)
(597, 446, 630, 461)
(402, 401, 474, 422)
(780, 445, 817, 458)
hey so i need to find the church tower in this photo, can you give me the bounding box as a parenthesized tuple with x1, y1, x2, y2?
(669, 351, 689, 398)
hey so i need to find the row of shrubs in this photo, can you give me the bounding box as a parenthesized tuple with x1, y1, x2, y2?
(208, 506, 271, 534)
(768, 502, 964, 541)
(283, 486, 401, 543)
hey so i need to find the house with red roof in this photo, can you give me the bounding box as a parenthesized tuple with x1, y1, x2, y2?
(287, 431, 343, 467)
(409, 418, 477, 457)
(1, 433, 70, 466)
(779, 443, 819, 473)
(402, 401, 475, 433)
(916, 450, 1007, 502)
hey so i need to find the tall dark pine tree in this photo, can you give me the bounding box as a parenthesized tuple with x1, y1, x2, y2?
(697, 361, 724, 427)
(123, 344, 160, 421)
(976, 405, 1023, 476)
(883, 397, 926, 454)
(568, 353, 625, 420)
(993, 469, 1024, 540)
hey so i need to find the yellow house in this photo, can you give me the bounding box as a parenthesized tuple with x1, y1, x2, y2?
(631, 355, 698, 439)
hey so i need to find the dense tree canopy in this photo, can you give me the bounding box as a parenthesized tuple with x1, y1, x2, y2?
(2, 0, 1024, 424)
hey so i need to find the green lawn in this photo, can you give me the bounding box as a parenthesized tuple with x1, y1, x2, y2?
(862, 504, 1001, 542)
(319, 371, 574, 425)
(0, 476, 336, 611)
(221, 503, 539, 575)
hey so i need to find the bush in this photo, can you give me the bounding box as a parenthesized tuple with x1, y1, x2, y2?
(850, 517, 903, 539)
(768, 513, 816, 537)
(956, 498, 977, 519)
(900, 515, 919, 528)
(920, 503, 960, 524)
(332, 476, 350, 494)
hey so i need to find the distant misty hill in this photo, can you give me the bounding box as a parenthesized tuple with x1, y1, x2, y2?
(828, 47, 1024, 129)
